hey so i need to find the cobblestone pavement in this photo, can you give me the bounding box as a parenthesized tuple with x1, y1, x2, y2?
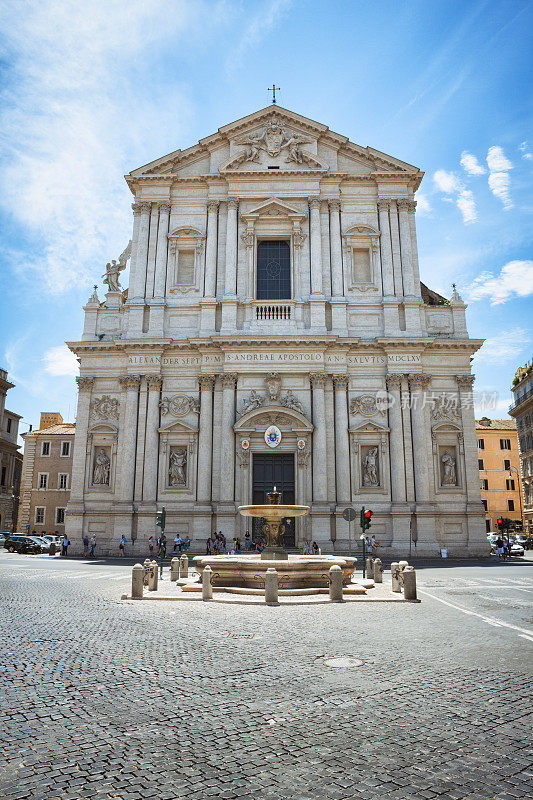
(1, 554, 532, 800)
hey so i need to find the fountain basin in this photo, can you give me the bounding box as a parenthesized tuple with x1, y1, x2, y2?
(193, 554, 357, 589)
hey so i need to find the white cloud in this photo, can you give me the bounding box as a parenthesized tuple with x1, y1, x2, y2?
(0, 0, 218, 295)
(414, 192, 431, 216)
(433, 169, 461, 193)
(456, 189, 477, 224)
(226, 0, 293, 73)
(43, 345, 79, 377)
(433, 170, 477, 223)
(460, 151, 486, 175)
(463, 260, 533, 305)
(473, 394, 515, 418)
(519, 141, 533, 160)
(486, 145, 513, 209)
(473, 327, 530, 366)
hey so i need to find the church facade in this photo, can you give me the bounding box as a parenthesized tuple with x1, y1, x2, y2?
(66, 105, 487, 557)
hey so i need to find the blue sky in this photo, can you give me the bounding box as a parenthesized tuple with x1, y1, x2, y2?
(1, 0, 532, 438)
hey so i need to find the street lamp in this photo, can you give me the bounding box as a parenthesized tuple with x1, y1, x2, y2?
(509, 466, 523, 530)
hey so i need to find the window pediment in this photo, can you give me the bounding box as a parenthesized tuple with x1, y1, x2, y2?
(241, 198, 306, 223)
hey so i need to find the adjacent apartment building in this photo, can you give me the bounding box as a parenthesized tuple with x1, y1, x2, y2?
(476, 416, 523, 533)
(0, 368, 22, 532)
(17, 414, 75, 535)
(509, 360, 533, 536)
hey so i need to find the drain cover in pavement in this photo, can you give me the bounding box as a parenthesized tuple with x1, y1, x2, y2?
(323, 656, 364, 668)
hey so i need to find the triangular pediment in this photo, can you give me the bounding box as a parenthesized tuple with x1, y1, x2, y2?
(241, 198, 306, 222)
(158, 419, 198, 434)
(349, 420, 390, 434)
(125, 104, 422, 186)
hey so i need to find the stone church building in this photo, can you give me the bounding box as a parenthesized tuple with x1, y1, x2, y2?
(66, 105, 487, 557)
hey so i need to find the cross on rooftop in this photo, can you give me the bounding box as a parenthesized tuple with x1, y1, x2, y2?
(268, 84, 280, 104)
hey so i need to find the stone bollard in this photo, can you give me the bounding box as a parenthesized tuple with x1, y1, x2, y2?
(143, 559, 151, 587)
(264, 568, 279, 605)
(170, 557, 179, 581)
(373, 558, 383, 583)
(149, 560, 158, 591)
(402, 566, 417, 601)
(390, 562, 401, 593)
(179, 554, 189, 579)
(329, 564, 344, 602)
(131, 564, 144, 600)
(365, 557, 374, 579)
(202, 565, 213, 600)
(398, 560, 409, 588)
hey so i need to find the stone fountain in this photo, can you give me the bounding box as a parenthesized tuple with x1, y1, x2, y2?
(193, 488, 356, 590)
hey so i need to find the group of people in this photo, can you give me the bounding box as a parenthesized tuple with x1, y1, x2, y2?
(80, 535, 98, 558)
(301, 541, 320, 555)
(495, 538, 512, 559)
(206, 531, 263, 555)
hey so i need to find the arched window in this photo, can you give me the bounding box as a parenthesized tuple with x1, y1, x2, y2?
(256, 240, 291, 299)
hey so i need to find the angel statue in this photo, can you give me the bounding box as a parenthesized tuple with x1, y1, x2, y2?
(102, 240, 132, 293)
(284, 133, 311, 164)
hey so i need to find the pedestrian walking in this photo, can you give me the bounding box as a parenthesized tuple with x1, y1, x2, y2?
(82, 535, 89, 558)
(119, 535, 126, 557)
(370, 534, 379, 555)
(89, 535, 96, 558)
(61, 533, 69, 557)
(148, 536, 154, 556)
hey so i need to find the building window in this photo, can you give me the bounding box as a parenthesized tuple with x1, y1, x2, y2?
(482, 499, 487, 511)
(256, 240, 291, 300)
(61, 441, 71, 457)
(38, 473, 48, 489)
(6, 418, 11, 433)
(485, 519, 491, 532)
(506, 478, 515, 491)
(58, 473, 69, 490)
(41, 441, 51, 456)
(477, 439, 485, 450)
(352, 247, 371, 283)
(504, 459, 511, 471)
(500, 439, 511, 450)
(478, 459, 484, 470)
(0, 466, 6, 486)
(176, 250, 195, 285)
(55, 508, 66, 525)
(480, 479, 489, 490)
(508, 499, 515, 511)
(35, 507, 45, 524)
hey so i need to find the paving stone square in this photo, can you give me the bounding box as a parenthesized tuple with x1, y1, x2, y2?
(1, 555, 532, 799)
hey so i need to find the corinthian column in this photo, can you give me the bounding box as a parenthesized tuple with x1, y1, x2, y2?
(142, 375, 162, 502)
(456, 374, 479, 502)
(219, 373, 237, 502)
(310, 373, 327, 502)
(118, 375, 141, 502)
(408, 373, 432, 503)
(329, 200, 343, 297)
(397, 199, 415, 297)
(70, 377, 94, 502)
(377, 200, 394, 297)
(197, 375, 215, 503)
(333, 375, 350, 503)
(309, 200, 323, 295)
(224, 200, 238, 296)
(204, 202, 219, 298)
(133, 202, 152, 300)
(320, 201, 331, 296)
(153, 202, 170, 299)
(386, 374, 406, 503)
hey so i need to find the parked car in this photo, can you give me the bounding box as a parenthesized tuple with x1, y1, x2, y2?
(0, 532, 10, 547)
(4, 535, 42, 554)
(510, 543, 525, 557)
(42, 534, 61, 548)
(31, 536, 52, 552)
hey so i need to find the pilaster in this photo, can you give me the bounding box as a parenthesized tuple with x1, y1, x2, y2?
(142, 375, 162, 503)
(310, 373, 327, 503)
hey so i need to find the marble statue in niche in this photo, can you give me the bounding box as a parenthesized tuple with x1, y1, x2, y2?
(169, 448, 187, 487)
(93, 449, 111, 486)
(441, 450, 457, 486)
(362, 447, 379, 487)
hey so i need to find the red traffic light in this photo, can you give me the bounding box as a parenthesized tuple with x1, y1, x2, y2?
(365, 510, 373, 519)
(497, 518, 503, 525)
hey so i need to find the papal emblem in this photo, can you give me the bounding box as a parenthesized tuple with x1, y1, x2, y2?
(264, 425, 282, 448)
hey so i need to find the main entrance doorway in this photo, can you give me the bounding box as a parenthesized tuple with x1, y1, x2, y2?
(252, 453, 295, 547)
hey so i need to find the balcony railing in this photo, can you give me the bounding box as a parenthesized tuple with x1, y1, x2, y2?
(255, 302, 292, 321)
(509, 387, 533, 413)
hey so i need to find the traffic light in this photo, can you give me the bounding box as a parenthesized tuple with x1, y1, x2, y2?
(156, 507, 166, 531)
(497, 517, 504, 531)
(360, 506, 373, 531)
